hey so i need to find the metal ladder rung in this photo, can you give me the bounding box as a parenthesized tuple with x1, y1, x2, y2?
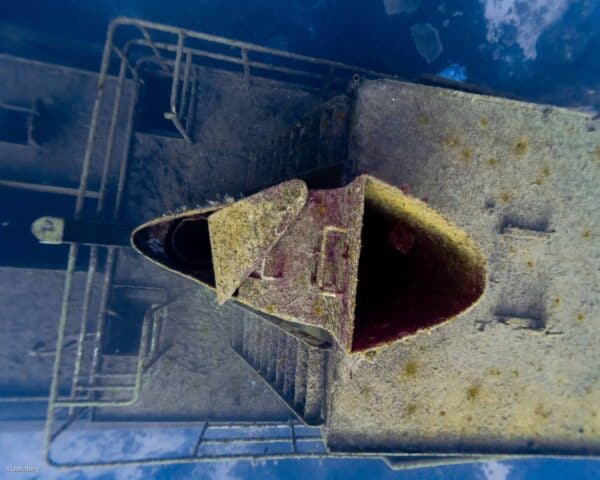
(74, 385, 135, 392)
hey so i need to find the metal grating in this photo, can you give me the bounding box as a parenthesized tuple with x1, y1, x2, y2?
(245, 94, 353, 191)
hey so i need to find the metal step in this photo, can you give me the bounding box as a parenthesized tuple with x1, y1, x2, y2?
(98, 354, 139, 375)
(282, 334, 298, 404)
(293, 344, 307, 414)
(231, 311, 330, 425)
(245, 94, 352, 192)
(304, 344, 328, 422)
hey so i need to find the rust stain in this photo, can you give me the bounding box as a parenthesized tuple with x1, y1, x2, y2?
(443, 135, 460, 148)
(364, 350, 377, 361)
(499, 191, 512, 204)
(535, 404, 552, 419)
(466, 384, 480, 401)
(553, 297, 561, 308)
(401, 360, 419, 379)
(316, 203, 327, 217)
(533, 165, 551, 185)
(514, 136, 529, 156)
(461, 147, 473, 163)
(314, 300, 324, 316)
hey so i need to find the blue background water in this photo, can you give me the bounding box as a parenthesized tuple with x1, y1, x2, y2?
(1, 1, 599, 478)
(1, 427, 599, 479)
(2, 0, 599, 109)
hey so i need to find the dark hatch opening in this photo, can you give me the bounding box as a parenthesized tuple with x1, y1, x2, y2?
(132, 212, 216, 287)
(0, 105, 30, 144)
(136, 71, 182, 138)
(352, 199, 485, 352)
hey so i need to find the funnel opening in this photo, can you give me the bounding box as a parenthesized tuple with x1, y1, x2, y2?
(132, 212, 216, 288)
(352, 193, 485, 352)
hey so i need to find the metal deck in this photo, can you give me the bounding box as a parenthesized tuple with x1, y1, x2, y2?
(26, 17, 398, 470)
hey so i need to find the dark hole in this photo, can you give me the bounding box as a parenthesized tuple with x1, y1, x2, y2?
(168, 218, 213, 267)
(132, 212, 216, 287)
(136, 71, 181, 138)
(31, 98, 73, 145)
(0, 106, 30, 145)
(301, 165, 345, 189)
(499, 213, 550, 233)
(352, 200, 484, 352)
(102, 300, 145, 356)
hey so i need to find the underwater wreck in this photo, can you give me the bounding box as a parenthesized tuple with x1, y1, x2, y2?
(3, 17, 597, 471)
(130, 75, 599, 456)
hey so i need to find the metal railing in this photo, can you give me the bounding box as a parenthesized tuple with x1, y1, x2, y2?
(39, 16, 397, 470)
(107, 17, 394, 142)
(48, 420, 329, 469)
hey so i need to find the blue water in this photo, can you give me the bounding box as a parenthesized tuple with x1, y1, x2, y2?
(1, 427, 599, 479)
(437, 63, 468, 82)
(2, 0, 599, 109)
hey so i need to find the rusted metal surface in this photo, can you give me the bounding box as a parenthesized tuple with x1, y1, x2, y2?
(37, 14, 598, 466)
(132, 174, 486, 354)
(209, 179, 308, 304)
(325, 78, 600, 457)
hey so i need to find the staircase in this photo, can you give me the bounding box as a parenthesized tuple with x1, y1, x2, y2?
(230, 310, 331, 426)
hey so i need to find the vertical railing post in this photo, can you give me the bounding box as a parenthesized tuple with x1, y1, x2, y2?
(290, 420, 297, 453)
(170, 30, 185, 114)
(241, 48, 250, 82)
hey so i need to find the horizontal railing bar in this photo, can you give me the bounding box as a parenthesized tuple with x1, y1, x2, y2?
(74, 386, 135, 392)
(128, 39, 323, 81)
(49, 452, 338, 469)
(0, 396, 48, 403)
(0, 102, 35, 113)
(110, 16, 393, 78)
(200, 437, 322, 445)
(206, 421, 306, 428)
(0, 179, 101, 198)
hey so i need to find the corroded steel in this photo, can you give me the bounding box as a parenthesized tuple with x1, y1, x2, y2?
(132, 174, 486, 353)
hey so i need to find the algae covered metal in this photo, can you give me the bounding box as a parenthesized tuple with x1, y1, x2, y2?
(132, 174, 486, 353)
(324, 78, 600, 457)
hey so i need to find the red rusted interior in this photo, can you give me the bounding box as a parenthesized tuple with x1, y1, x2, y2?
(352, 200, 485, 352)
